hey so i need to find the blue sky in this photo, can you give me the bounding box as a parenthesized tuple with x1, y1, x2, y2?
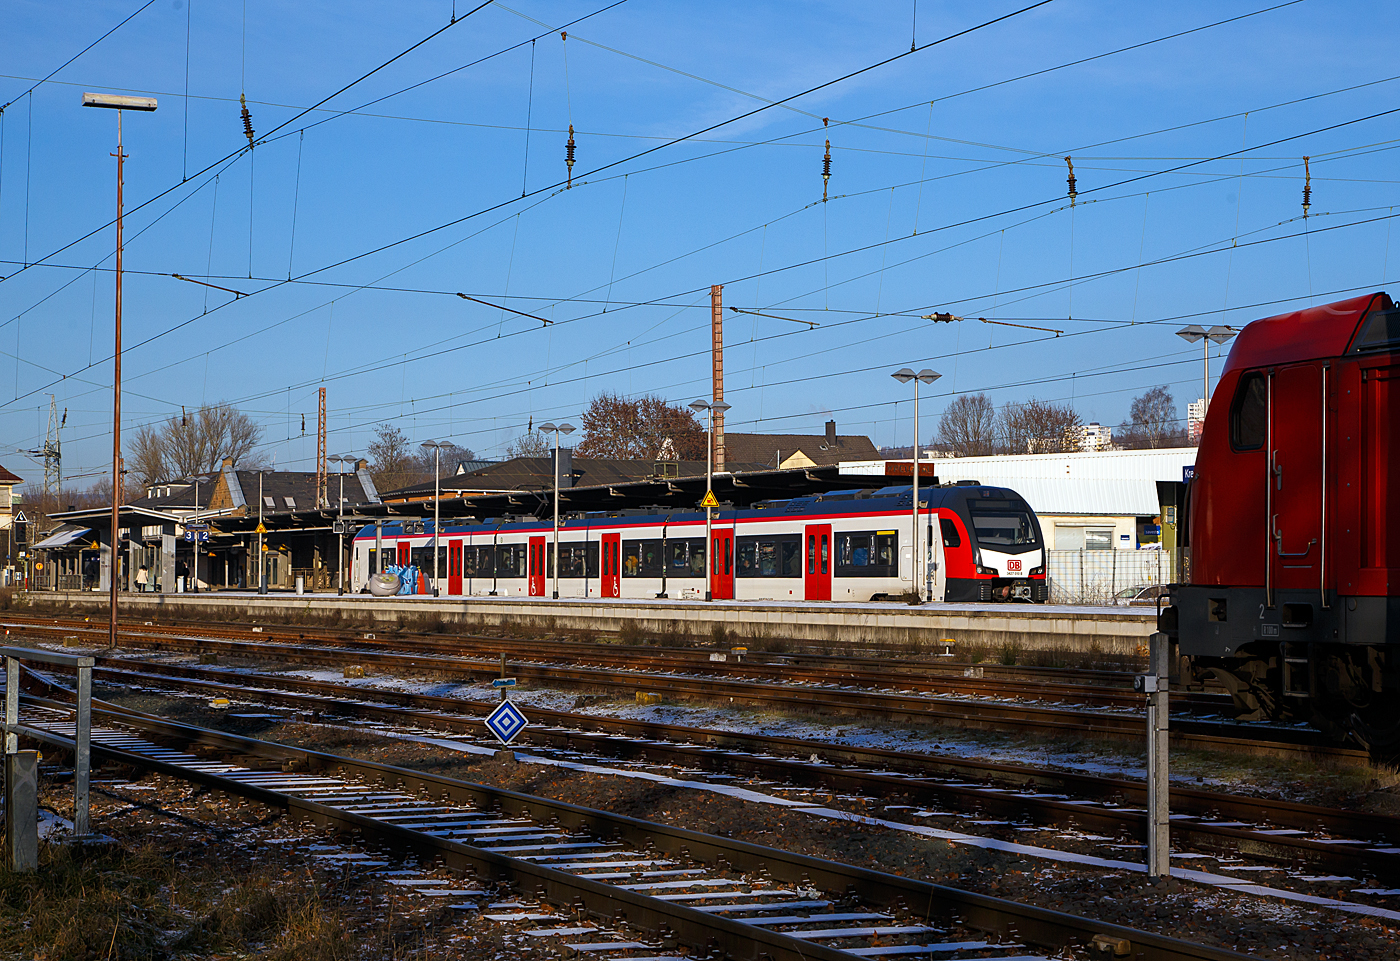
(1, 0, 1397, 488)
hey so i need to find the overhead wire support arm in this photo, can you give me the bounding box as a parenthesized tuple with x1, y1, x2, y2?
(457, 292, 553, 326)
(727, 306, 819, 328)
(170, 273, 248, 298)
(921, 312, 1063, 336)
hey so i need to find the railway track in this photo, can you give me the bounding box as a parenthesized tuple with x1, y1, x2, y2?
(5, 618, 1349, 760)
(3, 613, 1226, 712)
(58, 652, 1400, 885)
(11, 678, 1252, 961)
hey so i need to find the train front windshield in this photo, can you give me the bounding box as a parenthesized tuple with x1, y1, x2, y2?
(969, 511, 1038, 549)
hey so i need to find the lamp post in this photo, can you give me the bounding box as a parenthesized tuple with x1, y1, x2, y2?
(184, 474, 209, 593)
(689, 399, 732, 601)
(420, 441, 450, 597)
(1175, 324, 1237, 415)
(538, 423, 575, 599)
(84, 91, 157, 649)
(892, 368, 941, 603)
(328, 454, 356, 595)
(256, 470, 268, 594)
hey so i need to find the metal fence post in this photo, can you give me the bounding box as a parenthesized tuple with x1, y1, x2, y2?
(1142, 631, 1171, 877)
(74, 663, 92, 837)
(4, 656, 16, 755)
(4, 749, 38, 872)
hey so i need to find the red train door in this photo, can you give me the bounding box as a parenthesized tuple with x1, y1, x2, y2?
(804, 524, 832, 601)
(1271, 364, 1324, 591)
(448, 540, 463, 596)
(711, 528, 734, 599)
(528, 536, 546, 596)
(600, 532, 621, 598)
(397, 541, 410, 567)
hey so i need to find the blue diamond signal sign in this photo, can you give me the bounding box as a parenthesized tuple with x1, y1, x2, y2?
(485, 698, 528, 745)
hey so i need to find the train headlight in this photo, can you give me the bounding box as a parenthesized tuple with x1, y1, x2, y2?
(1030, 565, 1044, 576)
(977, 565, 998, 576)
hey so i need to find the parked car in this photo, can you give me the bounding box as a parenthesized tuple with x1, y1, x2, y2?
(1112, 584, 1169, 607)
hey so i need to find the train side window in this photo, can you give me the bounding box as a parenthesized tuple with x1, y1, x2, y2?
(1229, 371, 1266, 450)
(781, 540, 800, 577)
(940, 518, 962, 548)
(623, 539, 662, 576)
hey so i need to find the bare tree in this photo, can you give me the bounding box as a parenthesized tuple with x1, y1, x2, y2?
(576, 392, 705, 460)
(416, 441, 476, 478)
(999, 397, 1082, 454)
(126, 403, 265, 484)
(368, 423, 419, 491)
(506, 431, 551, 458)
(938, 393, 997, 456)
(1117, 386, 1185, 449)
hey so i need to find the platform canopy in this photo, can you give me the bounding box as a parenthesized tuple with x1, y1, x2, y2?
(30, 526, 93, 550)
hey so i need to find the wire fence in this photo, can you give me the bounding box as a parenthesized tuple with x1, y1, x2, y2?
(1046, 549, 1175, 605)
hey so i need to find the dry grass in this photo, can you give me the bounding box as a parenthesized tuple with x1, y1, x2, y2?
(0, 840, 365, 961)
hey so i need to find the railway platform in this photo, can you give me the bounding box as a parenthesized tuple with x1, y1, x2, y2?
(35, 591, 1155, 655)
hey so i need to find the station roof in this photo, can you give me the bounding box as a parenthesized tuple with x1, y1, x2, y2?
(374, 462, 895, 520)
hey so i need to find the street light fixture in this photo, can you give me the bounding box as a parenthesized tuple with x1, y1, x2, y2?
(84, 91, 157, 648)
(690, 399, 732, 601)
(891, 368, 941, 603)
(420, 441, 451, 597)
(538, 423, 575, 599)
(1176, 324, 1237, 418)
(184, 475, 209, 593)
(327, 454, 357, 595)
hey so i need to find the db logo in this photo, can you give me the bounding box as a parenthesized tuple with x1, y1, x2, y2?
(1007, 559, 1022, 573)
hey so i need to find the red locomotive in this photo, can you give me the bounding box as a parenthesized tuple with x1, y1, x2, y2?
(1162, 291, 1400, 749)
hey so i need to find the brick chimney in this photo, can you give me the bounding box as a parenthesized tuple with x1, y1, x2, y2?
(825, 419, 837, 448)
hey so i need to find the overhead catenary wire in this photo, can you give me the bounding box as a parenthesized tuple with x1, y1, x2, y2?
(0, 0, 159, 116)
(0, 2, 1360, 303)
(16, 4, 1394, 456)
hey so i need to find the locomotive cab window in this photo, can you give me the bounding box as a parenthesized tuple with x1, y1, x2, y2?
(969, 511, 1037, 549)
(1349, 307, 1400, 353)
(1229, 371, 1266, 450)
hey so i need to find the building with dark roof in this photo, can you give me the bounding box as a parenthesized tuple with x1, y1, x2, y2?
(722, 420, 878, 469)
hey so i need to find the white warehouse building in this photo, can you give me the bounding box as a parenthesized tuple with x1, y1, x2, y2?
(922, 448, 1197, 552)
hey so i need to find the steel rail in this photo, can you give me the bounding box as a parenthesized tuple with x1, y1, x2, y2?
(4, 611, 1169, 695)
(13, 685, 1252, 961)
(81, 656, 1400, 883)
(17, 624, 1352, 760)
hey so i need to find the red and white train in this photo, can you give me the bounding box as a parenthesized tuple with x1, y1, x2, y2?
(351, 483, 1048, 603)
(1161, 291, 1400, 749)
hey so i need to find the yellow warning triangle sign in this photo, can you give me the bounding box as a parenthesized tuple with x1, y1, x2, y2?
(254, 522, 267, 534)
(700, 490, 719, 509)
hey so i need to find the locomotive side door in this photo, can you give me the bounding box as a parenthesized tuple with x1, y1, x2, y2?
(1271, 363, 1324, 592)
(711, 527, 734, 600)
(804, 523, 832, 601)
(600, 532, 621, 598)
(448, 540, 463, 596)
(528, 536, 546, 597)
